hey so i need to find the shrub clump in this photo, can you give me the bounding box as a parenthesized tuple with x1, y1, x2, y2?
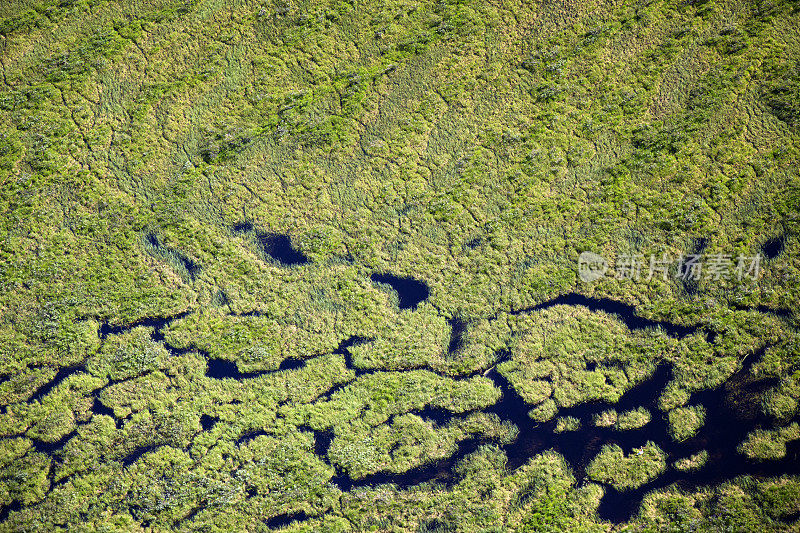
(587, 442, 667, 491)
(615, 407, 651, 430)
(87, 327, 169, 381)
(673, 450, 708, 472)
(668, 405, 706, 441)
(738, 423, 800, 460)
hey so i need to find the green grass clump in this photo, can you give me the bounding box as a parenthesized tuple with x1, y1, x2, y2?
(668, 405, 706, 441)
(615, 407, 651, 431)
(738, 423, 800, 460)
(587, 441, 667, 491)
(554, 416, 581, 433)
(529, 399, 558, 423)
(761, 370, 800, 421)
(87, 326, 169, 381)
(673, 450, 708, 472)
(285, 370, 500, 431)
(593, 409, 617, 427)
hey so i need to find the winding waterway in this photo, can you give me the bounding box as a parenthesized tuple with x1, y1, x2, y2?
(3, 282, 797, 526)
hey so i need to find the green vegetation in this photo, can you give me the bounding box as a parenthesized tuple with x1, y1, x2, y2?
(87, 326, 169, 381)
(761, 366, 800, 421)
(1, 0, 799, 530)
(499, 307, 671, 421)
(554, 416, 580, 433)
(615, 407, 651, 431)
(593, 409, 617, 428)
(529, 399, 558, 423)
(587, 441, 668, 491)
(638, 477, 800, 531)
(668, 405, 706, 441)
(593, 407, 651, 431)
(738, 423, 800, 460)
(674, 450, 708, 472)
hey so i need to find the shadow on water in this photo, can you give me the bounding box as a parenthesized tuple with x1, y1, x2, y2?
(0, 502, 21, 523)
(333, 336, 372, 355)
(32, 430, 77, 456)
(122, 446, 160, 467)
(200, 415, 217, 431)
(266, 511, 308, 529)
(333, 335, 373, 376)
(278, 357, 305, 371)
(99, 310, 191, 341)
(205, 359, 242, 379)
(92, 397, 121, 429)
(231, 221, 253, 234)
(206, 356, 308, 379)
(370, 273, 430, 310)
(29, 366, 85, 403)
(206, 359, 261, 379)
(230, 222, 309, 265)
(313, 430, 334, 457)
(235, 430, 269, 447)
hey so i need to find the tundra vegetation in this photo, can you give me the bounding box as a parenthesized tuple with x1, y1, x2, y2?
(1, 0, 799, 531)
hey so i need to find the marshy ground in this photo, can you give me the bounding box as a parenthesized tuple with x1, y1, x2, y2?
(1, 0, 800, 530)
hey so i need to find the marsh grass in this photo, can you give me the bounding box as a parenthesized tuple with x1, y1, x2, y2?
(1, 0, 799, 529)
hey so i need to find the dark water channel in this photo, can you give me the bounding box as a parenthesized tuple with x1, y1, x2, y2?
(6, 291, 797, 527)
(320, 357, 798, 524)
(447, 317, 466, 354)
(513, 293, 696, 338)
(311, 295, 795, 524)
